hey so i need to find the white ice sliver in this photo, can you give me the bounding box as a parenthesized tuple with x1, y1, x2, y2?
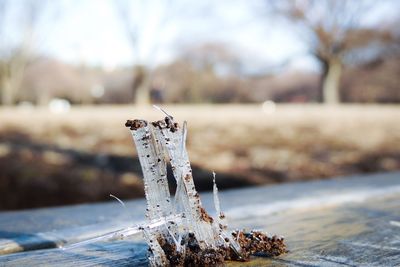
(62, 114, 244, 266)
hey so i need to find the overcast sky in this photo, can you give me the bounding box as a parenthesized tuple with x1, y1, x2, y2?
(1, 0, 398, 73)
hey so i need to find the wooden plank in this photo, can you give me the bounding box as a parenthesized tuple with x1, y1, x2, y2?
(0, 172, 399, 266)
(0, 241, 149, 267)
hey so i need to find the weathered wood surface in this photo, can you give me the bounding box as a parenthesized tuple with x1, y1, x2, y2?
(0, 172, 399, 266)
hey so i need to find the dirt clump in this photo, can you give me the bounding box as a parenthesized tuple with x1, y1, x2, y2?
(157, 230, 286, 266)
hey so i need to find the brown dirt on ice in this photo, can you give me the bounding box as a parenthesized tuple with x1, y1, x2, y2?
(157, 230, 286, 266)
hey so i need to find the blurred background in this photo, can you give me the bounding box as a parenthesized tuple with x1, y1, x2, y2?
(0, 0, 399, 210)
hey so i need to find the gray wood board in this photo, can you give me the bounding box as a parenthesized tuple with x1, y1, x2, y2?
(0, 172, 399, 266)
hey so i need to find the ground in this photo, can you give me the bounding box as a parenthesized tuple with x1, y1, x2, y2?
(0, 104, 399, 209)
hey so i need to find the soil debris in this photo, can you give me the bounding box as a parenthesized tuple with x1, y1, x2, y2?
(125, 119, 148, 130)
(156, 230, 286, 266)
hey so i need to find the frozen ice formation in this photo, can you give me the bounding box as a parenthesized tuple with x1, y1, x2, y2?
(124, 110, 286, 266)
(62, 108, 286, 266)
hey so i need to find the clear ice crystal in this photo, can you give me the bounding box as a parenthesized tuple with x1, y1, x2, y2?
(126, 114, 241, 265)
(62, 110, 286, 266)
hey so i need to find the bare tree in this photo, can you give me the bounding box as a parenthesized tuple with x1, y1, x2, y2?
(114, 0, 211, 105)
(113, 0, 167, 105)
(0, 0, 48, 105)
(268, 0, 395, 104)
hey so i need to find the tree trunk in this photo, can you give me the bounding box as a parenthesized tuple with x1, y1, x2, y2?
(0, 78, 14, 106)
(135, 82, 151, 105)
(132, 66, 151, 105)
(322, 57, 342, 104)
(37, 91, 50, 106)
(0, 53, 29, 106)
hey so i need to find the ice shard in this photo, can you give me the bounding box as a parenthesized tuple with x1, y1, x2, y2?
(125, 111, 287, 266)
(126, 119, 172, 221)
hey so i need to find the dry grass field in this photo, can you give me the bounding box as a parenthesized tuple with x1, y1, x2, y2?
(1, 104, 399, 210)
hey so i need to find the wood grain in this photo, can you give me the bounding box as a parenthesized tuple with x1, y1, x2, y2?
(0, 172, 399, 266)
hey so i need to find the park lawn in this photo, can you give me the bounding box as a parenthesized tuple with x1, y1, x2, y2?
(0, 104, 399, 209)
